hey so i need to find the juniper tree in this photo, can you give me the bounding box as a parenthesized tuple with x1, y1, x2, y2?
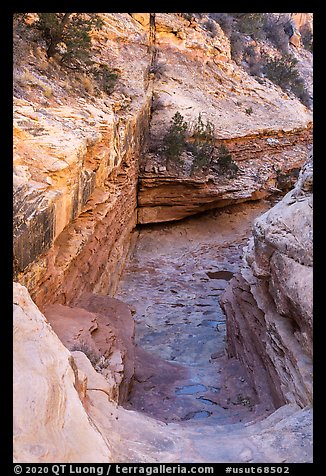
(35, 13, 103, 68)
(163, 111, 188, 167)
(214, 144, 239, 177)
(189, 113, 215, 174)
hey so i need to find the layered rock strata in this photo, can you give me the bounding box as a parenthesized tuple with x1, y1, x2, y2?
(14, 95, 151, 309)
(13, 13, 152, 309)
(13, 13, 314, 464)
(14, 13, 312, 301)
(137, 11, 312, 224)
(138, 128, 312, 224)
(221, 155, 313, 408)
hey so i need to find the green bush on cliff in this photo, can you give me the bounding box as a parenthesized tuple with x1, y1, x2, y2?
(163, 112, 239, 177)
(90, 63, 120, 95)
(213, 144, 239, 177)
(35, 13, 103, 68)
(189, 113, 216, 174)
(262, 14, 291, 54)
(203, 19, 218, 37)
(231, 13, 265, 40)
(263, 54, 300, 89)
(163, 112, 188, 166)
(263, 54, 310, 107)
(180, 13, 195, 22)
(23, 14, 119, 96)
(209, 13, 233, 37)
(301, 23, 313, 53)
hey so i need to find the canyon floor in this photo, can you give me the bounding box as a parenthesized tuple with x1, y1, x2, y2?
(117, 201, 271, 422)
(13, 13, 313, 464)
(110, 199, 312, 462)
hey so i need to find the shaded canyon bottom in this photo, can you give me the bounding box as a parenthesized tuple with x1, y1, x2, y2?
(115, 200, 276, 425)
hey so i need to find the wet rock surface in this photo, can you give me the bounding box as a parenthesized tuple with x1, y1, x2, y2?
(14, 308, 313, 464)
(116, 201, 274, 423)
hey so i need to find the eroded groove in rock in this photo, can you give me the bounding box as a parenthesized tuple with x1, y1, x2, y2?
(44, 293, 135, 404)
(13, 12, 313, 463)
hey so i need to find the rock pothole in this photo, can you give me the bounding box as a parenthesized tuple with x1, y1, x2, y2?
(206, 270, 234, 280)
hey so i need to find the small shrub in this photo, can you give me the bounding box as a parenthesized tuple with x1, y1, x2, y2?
(275, 167, 300, 192)
(34, 13, 104, 68)
(71, 342, 100, 367)
(263, 54, 299, 89)
(263, 14, 290, 54)
(245, 107, 253, 115)
(230, 31, 244, 64)
(214, 144, 239, 177)
(243, 44, 263, 76)
(189, 143, 213, 173)
(249, 60, 263, 77)
(43, 86, 53, 98)
(180, 13, 195, 22)
(163, 111, 188, 166)
(189, 113, 216, 174)
(18, 68, 36, 85)
(79, 73, 95, 94)
(290, 76, 311, 108)
(244, 44, 256, 59)
(149, 61, 166, 78)
(300, 23, 313, 53)
(232, 13, 265, 40)
(191, 113, 215, 143)
(263, 53, 310, 106)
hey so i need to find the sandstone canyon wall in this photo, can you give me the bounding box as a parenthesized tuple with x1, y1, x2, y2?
(136, 13, 312, 223)
(13, 13, 313, 464)
(14, 13, 312, 306)
(13, 282, 111, 463)
(221, 155, 313, 408)
(13, 14, 153, 309)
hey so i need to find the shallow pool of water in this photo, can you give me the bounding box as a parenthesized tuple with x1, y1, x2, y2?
(175, 384, 207, 395)
(182, 410, 212, 420)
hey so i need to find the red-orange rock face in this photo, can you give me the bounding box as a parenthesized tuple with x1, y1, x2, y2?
(14, 13, 312, 306)
(14, 99, 151, 309)
(13, 13, 153, 308)
(138, 127, 312, 224)
(13, 13, 313, 464)
(44, 293, 135, 404)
